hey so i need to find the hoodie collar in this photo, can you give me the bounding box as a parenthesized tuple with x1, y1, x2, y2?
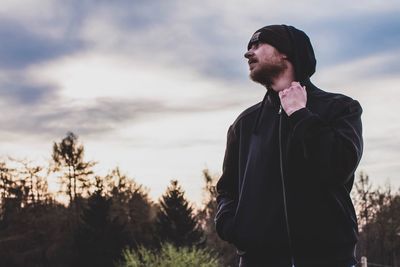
(252, 79, 315, 135)
(252, 89, 279, 134)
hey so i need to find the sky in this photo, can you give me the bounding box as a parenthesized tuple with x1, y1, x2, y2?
(1, 0, 400, 207)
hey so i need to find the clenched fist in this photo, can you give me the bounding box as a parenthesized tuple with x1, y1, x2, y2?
(278, 81, 307, 116)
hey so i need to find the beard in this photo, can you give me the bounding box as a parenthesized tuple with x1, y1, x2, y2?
(249, 58, 287, 87)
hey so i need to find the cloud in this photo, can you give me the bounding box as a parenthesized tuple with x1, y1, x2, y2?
(75, 0, 400, 84)
(0, 88, 242, 142)
(77, 2, 248, 82)
(0, 78, 242, 141)
(0, 97, 158, 140)
(310, 11, 400, 67)
(0, 82, 54, 106)
(314, 49, 400, 90)
(0, 16, 84, 69)
(2, 0, 399, 83)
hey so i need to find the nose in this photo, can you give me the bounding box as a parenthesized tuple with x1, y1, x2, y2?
(244, 50, 253, 59)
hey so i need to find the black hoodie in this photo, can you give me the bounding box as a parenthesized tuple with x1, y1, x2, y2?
(215, 25, 363, 266)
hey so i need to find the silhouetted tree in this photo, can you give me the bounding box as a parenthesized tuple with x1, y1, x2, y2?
(0, 161, 17, 201)
(12, 159, 50, 206)
(359, 186, 400, 265)
(52, 132, 96, 203)
(353, 172, 376, 257)
(101, 167, 157, 248)
(0, 199, 72, 267)
(354, 172, 374, 227)
(0, 161, 30, 228)
(353, 173, 400, 265)
(374, 192, 400, 266)
(0, 161, 14, 222)
(197, 169, 237, 267)
(156, 180, 203, 248)
(127, 185, 157, 248)
(74, 187, 128, 267)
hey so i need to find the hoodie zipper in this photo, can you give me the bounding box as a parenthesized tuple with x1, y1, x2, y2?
(278, 104, 296, 267)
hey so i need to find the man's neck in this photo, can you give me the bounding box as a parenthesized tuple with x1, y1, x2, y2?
(270, 64, 295, 92)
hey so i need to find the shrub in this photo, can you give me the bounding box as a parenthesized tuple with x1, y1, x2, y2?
(117, 243, 221, 267)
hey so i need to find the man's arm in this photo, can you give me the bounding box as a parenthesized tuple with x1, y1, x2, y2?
(279, 82, 363, 187)
(288, 99, 363, 187)
(214, 125, 239, 242)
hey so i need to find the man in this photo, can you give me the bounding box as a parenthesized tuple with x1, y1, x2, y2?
(214, 24, 363, 267)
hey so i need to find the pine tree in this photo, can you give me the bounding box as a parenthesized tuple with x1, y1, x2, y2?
(156, 180, 203, 247)
(74, 187, 128, 267)
(127, 186, 156, 248)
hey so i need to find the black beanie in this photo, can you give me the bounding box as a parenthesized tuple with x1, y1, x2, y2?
(247, 24, 316, 81)
(247, 25, 293, 59)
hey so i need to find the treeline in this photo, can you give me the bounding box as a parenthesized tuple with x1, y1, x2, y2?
(353, 173, 400, 266)
(0, 132, 236, 267)
(0, 132, 399, 266)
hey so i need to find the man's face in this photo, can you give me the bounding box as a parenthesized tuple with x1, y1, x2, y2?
(244, 42, 287, 87)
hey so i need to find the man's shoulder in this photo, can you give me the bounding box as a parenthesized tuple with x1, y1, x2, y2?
(231, 102, 262, 127)
(310, 86, 362, 117)
(311, 86, 357, 106)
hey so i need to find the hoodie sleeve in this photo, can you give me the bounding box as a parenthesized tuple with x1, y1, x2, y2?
(288, 98, 363, 187)
(214, 125, 239, 242)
